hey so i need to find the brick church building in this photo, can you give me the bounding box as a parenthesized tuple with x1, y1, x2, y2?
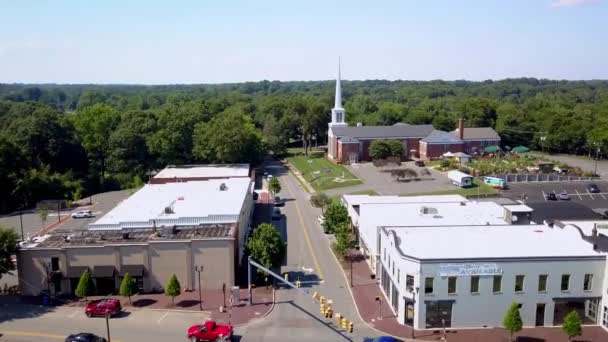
(327, 64, 500, 164)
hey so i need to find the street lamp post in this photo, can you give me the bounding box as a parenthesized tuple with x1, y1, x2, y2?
(19, 210, 24, 242)
(540, 135, 546, 154)
(410, 286, 420, 340)
(349, 251, 354, 288)
(105, 313, 111, 342)
(194, 265, 203, 311)
(594, 143, 601, 177)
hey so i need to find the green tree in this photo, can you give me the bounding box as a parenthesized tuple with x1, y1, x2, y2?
(247, 223, 286, 270)
(322, 201, 349, 234)
(119, 272, 138, 304)
(0, 227, 19, 280)
(71, 104, 119, 186)
(562, 310, 582, 341)
(75, 269, 95, 301)
(333, 223, 352, 259)
(164, 274, 181, 305)
(310, 193, 330, 212)
(268, 177, 281, 196)
(39, 208, 48, 229)
(193, 109, 266, 164)
(503, 302, 523, 342)
(369, 140, 403, 160)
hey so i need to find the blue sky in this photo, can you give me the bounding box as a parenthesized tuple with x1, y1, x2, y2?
(0, 0, 606, 83)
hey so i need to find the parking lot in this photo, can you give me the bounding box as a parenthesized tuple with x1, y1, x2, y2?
(500, 181, 608, 222)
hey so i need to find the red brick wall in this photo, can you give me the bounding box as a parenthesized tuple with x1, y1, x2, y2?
(421, 143, 464, 160)
(463, 139, 501, 155)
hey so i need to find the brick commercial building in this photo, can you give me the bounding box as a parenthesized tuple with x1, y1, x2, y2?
(326, 64, 500, 163)
(18, 174, 254, 297)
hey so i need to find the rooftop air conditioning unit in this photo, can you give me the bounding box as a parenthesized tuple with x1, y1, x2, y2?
(219, 183, 228, 191)
(164, 206, 174, 214)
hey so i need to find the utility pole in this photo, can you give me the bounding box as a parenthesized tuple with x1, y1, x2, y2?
(57, 203, 61, 223)
(594, 143, 601, 177)
(194, 265, 203, 311)
(19, 210, 24, 242)
(105, 313, 111, 342)
(248, 256, 253, 305)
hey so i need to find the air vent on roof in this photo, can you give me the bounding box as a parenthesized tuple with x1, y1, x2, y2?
(177, 196, 184, 200)
(219, 183, 228, 191)
(460, 201, 467, 206)
(420, 206, 438, 215)
(164, 206, 174, 214)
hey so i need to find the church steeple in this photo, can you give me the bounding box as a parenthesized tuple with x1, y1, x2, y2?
(329, 58, 347, 127)
(334, 58, 343, 109)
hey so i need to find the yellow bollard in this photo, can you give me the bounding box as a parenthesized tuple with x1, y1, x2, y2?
(284, 273, 289, 282)
(320, 296, 325, 305)
(326, 308, 333, 318)
(320, 303, 326, 315)
(335, 313, 342, 324)
(341, 317, 347, 329)
(312, 291, 319, 300)
(295, 280, 301, 288)
(348, 321, 353, 333)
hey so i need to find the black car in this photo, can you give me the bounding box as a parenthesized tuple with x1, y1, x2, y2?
(65, 333, 106, 342)
(414, 160, 425, 167)
(274, 196, 285, 207)
(588, 183, 601, 193)
(546, 192, 557, 201)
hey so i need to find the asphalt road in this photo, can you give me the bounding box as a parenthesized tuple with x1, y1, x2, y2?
(0, 305, 210, 342)
(237, 162, 379, 341)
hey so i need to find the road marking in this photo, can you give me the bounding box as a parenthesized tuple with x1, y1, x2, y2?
(541, 190, 547, 202)
(68, 309, 80, 318)
(0, 331, 123, 342)
(601, 193, 607, 200)
(587, 190, 595, 200)
(157, 311, 170, 323)
(575, 189, 583, 200)
(283, 176, 325, 279)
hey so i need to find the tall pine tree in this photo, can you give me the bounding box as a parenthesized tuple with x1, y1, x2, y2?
(164, 274, 181, 305)
(503, 302, 523, 342)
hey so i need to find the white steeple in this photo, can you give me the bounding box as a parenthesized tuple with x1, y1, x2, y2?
(329, 57, 347, 127)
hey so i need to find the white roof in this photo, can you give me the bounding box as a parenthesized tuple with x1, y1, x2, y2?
(361, 200, 506, 227)
(503, 204, 534, 212)
(386, 224, 602, 260)
(443, 152, 455, 157)
(342, 194, 467, 207)
(90, 178, 252, 230)
(153, 164, 249, 179)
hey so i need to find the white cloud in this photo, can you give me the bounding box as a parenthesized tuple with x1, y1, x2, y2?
(550, 0, 598, 8)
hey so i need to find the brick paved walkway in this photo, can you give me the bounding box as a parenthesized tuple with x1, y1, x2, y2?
(347, 252, 608, 342)
(14, 287, 273, 327)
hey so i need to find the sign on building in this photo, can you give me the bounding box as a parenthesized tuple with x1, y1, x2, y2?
(439, 263, 503, 276)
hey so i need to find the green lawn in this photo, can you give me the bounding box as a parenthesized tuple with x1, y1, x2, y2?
(400, 179, 497, 198)
(287, 150, 362, 191)
(348, 190, 379, 196)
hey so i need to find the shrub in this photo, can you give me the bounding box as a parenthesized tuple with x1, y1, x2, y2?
(370, 140, 403, 160)
(164, 274, 181, 305)
(458, 167, 470, 174)
(310, 193, 330, 210)
(75, 269, 95, 301)
(323, 202, 350, 234)
(440, 159, 450, 168)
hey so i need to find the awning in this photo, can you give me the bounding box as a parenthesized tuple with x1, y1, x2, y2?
(92, 265, 116, 278)
(66, 266, 89, 278)
(484, 145, 502, 153)
(442, 152, 455, 157)
(119, 265, 144, 277)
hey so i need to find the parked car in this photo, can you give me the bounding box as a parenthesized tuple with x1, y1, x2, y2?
(559, 191, 570, 200)
(65, 333, 106, 342)
(272, 207, 282, 220)
(187, 320, 233, 342)
(317, 214, 325, 226)
(588, 183, 601, 193)
(85, 299, 122, 318)
(274, 196, 284, 207)
(546, 192, 557, 201)
(363, 337, 401, 342)
(414, 160, 425, 167)
(71, 210, 93, 219)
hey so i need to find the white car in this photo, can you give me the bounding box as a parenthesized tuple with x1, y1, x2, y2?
(71, 210, 93, 219)
(317, 215, 325, 225)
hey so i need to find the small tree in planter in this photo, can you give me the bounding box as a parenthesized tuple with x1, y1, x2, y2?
(334, 223, 352, 259)
(75, 269, 95, 302)
(503, 302, 523, 342)
(562, 310, 582, 341)
(119, 272, 138, 304)
(268, 177, 281, 196)
(39, 208, 48, 229)
(310, 193, 330, 213)
(164, 274, 181, 306)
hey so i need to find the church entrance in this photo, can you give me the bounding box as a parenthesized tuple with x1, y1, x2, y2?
(349, 152, 358, 164)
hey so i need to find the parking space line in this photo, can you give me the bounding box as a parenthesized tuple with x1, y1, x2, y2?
(542, 190, 547, 202)
(587, 190, 595, 200)
(575, 189, 583, 200)
(68, 310, 80, 318)
(601, 193, 607, 200)
(157, 311, 170, 324)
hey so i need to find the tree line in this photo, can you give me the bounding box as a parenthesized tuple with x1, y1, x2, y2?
(1, 78, 608, 212)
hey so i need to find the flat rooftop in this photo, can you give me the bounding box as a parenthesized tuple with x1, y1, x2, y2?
(153, 164, 250, 179)
(21, 224, 236, 249)
(359, 200, 507, 227)
(89, 178, 252, 230)
(343, 194, 467, 207)
(384, 223, 603, 260)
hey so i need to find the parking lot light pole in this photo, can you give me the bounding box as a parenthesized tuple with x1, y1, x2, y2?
(105, 313, 111, 342)
(194, 265, 203, 311)
(19, 210, 24, 241)
(594, 144, 601, 177)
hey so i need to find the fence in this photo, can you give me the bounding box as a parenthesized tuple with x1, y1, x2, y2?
(494, 173, 601, 183)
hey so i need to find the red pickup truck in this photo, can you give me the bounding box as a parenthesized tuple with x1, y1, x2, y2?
(187, 320, 233, 342)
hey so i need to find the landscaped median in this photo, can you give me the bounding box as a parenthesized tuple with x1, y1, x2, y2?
(286, 149, 362, 192)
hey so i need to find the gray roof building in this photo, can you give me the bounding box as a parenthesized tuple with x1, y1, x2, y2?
(331, 124, 434, 140)
(420, 130, 464, 144)
(451, 127, 500, 141)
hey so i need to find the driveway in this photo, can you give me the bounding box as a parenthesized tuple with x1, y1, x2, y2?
(327, 162, 454, 196)
(532, 152, 608, 177)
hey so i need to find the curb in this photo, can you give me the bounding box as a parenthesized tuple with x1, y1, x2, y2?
(233, 289, 276, 328)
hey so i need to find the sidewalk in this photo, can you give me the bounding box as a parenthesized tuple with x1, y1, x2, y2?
(11, 287, 273, 327)
(347, 252, 608, 342)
